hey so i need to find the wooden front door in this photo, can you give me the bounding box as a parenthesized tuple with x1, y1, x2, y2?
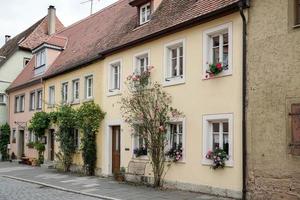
(19, 130, 25, 157)
(50, 130, 55, 161)
(112, 126, 121, 174)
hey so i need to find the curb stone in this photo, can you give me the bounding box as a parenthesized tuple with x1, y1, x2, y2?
(1, 175, 122, 200)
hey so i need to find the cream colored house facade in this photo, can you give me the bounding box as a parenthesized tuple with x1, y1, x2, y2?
(43, 11, 244, 198)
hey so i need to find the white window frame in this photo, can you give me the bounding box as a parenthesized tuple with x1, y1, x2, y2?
(36, 90, 43, 110)
(48, 86, 55, 107)
(72, 79, 80, 103)
(133, 50, 150, 75)
(85, 75, 93, 99)
(0, 93, 7, 105)
(163, 39, 186, 86)
(61, 82, 68, 103)
(166, 118, 186, 162)
(28, 131, 36, 143)
(35, 49, 47, 76)
(29, 91, 35, 111)
(132, 125, 148, 159)
(202, 113, 233, 166)
(203, 22, 233, 79)
(107, 59, 122, 96)
(139, 2, 151, 25)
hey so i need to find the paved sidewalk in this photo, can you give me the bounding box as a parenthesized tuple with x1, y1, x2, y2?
(0, 162, 233, 200)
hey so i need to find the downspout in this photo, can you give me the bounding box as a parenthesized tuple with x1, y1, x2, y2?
(239, 0, 248, 199)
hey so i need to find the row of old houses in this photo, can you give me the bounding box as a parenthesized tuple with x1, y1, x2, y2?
(0, 0, 300, 199)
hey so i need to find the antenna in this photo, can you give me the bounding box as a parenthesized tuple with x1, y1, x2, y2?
(81, 0, 99, 15)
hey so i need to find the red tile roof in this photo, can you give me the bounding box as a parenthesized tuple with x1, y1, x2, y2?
(6, 16, 64, 92)
(8, 0, 241, 92)
(44, 0, 240, 78)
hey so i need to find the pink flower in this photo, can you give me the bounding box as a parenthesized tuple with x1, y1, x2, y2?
(216, 63, 222, 70)
(159, 126, 164, 132)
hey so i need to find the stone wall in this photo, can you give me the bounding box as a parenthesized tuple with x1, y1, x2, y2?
(247, 0, 300, 199)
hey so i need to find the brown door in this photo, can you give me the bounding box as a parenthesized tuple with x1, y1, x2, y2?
(50, 130, 55, 161)
(112, 126, 121, 174)
(19, 130, 25, 157)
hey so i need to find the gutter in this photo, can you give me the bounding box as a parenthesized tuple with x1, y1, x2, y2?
(43, 2, 242, 80)
(239, 0, 249, 199)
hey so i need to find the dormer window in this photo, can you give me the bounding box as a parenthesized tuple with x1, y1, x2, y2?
(140, 3, 151, 24)
(35, 49, 46, 76)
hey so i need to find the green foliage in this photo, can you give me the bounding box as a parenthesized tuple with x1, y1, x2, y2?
(77, 102, 105, 175)
(0, 123, 10, 161)
(28, 112, 51, 138)
(26, 142, 35, 149)
(34, 141, 45, 165)
(54, 105, 78, 172)
(121, 68, 182, 187)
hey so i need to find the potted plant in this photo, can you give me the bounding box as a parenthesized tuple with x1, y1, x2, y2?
(133, 146, 147, 157)
(27, 142, 35, 149)
(166, 147, 183, 162)
(205, 63, 228, 79)
(206, 148, 229, 169)
(114, 167, 126, 182)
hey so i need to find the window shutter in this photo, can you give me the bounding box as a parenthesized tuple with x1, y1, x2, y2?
(291, 104, 300, 155)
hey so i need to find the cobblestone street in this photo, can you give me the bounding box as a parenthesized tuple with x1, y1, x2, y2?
(0, 162, 233, 200)
(0, 177, 101, 200)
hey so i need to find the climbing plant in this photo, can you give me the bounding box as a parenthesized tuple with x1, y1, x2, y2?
(51, 105, 78, 172)
(120, 67, 182, 187)
(77, 101, 105, 175)
(0, 123, 10, 161)
(28, 112, 51, 165)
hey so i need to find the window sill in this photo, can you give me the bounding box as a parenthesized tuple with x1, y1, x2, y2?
(163, 78, 185, 87)
(202, 72, 232, 80)
(201, 159, 234, 168)
(107, 90, 121, 97)
(70, 100, 80, 105)
(0, 103, 6, 106)
(83, 98, 94, 103)
(132, 155, 149, 161)
(293, 24, 300, 29)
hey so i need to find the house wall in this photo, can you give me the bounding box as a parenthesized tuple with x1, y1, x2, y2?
(246, 0, 300, 199)
(0, 50, 32, 125)
(8, 83, 42, 159)
(44, 12, 243, 198)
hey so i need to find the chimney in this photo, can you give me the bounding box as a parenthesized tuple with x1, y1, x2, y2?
(47, 5, 56, 35)
(5, 35, 11, 43)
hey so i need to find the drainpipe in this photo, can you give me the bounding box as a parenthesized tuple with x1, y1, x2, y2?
(239, 0, 248, 199)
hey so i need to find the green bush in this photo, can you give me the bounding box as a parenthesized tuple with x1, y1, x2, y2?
(0, 123, 10, 161)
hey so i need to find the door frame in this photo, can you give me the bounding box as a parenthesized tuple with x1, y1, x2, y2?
(105, 120, 122, 176)
(17, 129, 25, 158)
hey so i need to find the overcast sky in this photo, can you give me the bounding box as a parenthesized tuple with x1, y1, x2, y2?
(0, 0, 118, 47)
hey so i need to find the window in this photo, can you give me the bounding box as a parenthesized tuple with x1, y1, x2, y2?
(139, 3, 151, 25)
(62, 82, 68, 103)
(203, 113, 233, 166)
(203, 23, 232, 78)
(72, 129, 80, 149)
(35, 50, 46, 75)
(15, 95, 25, 113)
(0, 93, 6, 105)
(164, 39, 185, 85)
(134, 51, 149, 74)
(133, 126, 148, 157)
(290, 104, 300, 155)
(296, 0, 300, 25)
(23, 57, 30, 67)
(49, 86, 55, 106)
(36, 90, 42, 110)
(108, 61, 121, 94)
(29, 92, 35, 111)
(28, 131, 36, 143)
(12, 129, 16, 143)
(85, 75, 93, 99)
(166, 119, 185, 161)
(72, 79, 80, 102)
